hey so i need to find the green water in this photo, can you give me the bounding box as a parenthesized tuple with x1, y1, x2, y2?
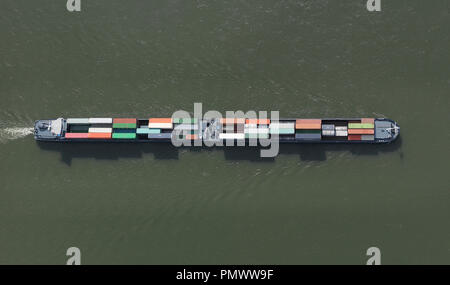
(0, 1, 449, 264)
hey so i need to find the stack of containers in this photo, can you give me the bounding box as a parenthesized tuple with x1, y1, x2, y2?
(87, 118, 113, 139)
(347, 118, 375, 141)
(269, 121, 295, 136)
(244, 119, 270, 139)
(172, 118, 199, 140)
(321, 124, 335, 136)
(295, 119, 322, 141)
(335, 126, 348, 137)
(65, 118, 90, 139)
(147, 118, 172, 139)
(219, 118, 245, 140)
(112, 118, 136, 139)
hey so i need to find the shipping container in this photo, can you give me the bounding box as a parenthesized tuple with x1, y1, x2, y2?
(148, 133, 172, 139)
(321, 124, 335, 130)
(335, 126, 348, 131)
(88, 133, 112, 139)
(173, 118, 198, 124)
(361, 118, 375, 124)
(174, 124, 199, 130)
(88, 118, 113, 124)
(245, 133, 269, 139)
(348, 129, 375, 135)
(295, 119, 321, 130)
(113, 118, 136, 124)
(66, 118, 89, 124)
(113, 128, 135, 133)
(296, 129, 321, 134)
(270, 122, 295, 129)
(245, 119, 270, 125)
(220, 118, 245, 125)
(244, 128, 269, 134)
(295, 133, 321, 140)
(113, 123, 137, 129)
(219, 133, 245, 139)
(269, 128, 295, 135)
(112, 133, 136, 139)
(149, 118, 173, 124)
(148, 123, 173, 129)
(361, 135, 375, 141)
(348, 134, 362, 140)
(185, 134, 198, 140)
(88, 127, 112, 133)
(65, 133, 89, 139)
(335, 130, 348, 136)
(348, 123, 374, 129)
(136, 128, 161, 134)
(322, 130, 335, 136)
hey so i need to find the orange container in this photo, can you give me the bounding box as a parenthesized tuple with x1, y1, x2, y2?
(295, 119, 321, 129)
(88, 133, 112, 139)
(348, 134, 361, 140)
(186, 134, 198, 140)
(149, 118, 172, 124)
(348, 129, 374, 135)
(245, 119, 270, 125)
(361, 118, 375, 124)
(113, 118, 136, 124)
(220, 118, 245, 125)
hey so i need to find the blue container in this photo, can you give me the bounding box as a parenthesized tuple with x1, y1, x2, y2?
(295, 133, 321, 140)
(113, 128, 135, 134)
(148, 133, 172, 139)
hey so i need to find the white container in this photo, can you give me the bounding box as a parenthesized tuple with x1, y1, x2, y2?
(270, 122, 295, 129)
(174, 124, 199, 130)
(335, 126, 347, 131)
(67, 118, 89, 124)
(148, 123, 173, 129)
(244, 128, 269, 134)
(322, 130, 335, 136)
(89, 128, 112, 133)
(335, 130, 348, 136)
(219, 133, 245, 140)
(361, 135, 375, 141)
(88, 118, 113, 124)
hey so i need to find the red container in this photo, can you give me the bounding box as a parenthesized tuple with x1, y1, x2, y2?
(348, 134, 362, 140)
(88, 133, 112, 139)
(113, 118, 136, 124)
(245, 119, 270, 125)
(65, 133, 89, 139)
(348, 129, 374, 135)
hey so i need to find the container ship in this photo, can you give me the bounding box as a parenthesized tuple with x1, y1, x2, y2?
(34, 117, 400, 144)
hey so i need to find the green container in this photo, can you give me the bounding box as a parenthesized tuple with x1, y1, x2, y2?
(348, 123, 374, 129)
(295, 129, 321, 134)
(112, 133, 136, 139)
(136, 128, 161, 134)
(245, 133, 269, 139)
(113, 123, 137, 129)
(173, 118, 198, 124)
(270, 128, 294, 135)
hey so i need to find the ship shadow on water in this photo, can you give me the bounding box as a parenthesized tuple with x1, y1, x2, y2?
(37, 136, 402, 165)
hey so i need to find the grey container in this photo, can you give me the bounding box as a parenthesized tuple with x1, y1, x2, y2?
(361, 135, 375, 141)
(295, 133, 321, 140)
(321, 124, 334, 130)
(322, 130, 335, 136)
(335, 126, 348, 131)
(148, 133, 172, 139)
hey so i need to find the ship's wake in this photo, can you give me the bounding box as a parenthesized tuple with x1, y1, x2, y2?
(0, 127, 34, 143)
